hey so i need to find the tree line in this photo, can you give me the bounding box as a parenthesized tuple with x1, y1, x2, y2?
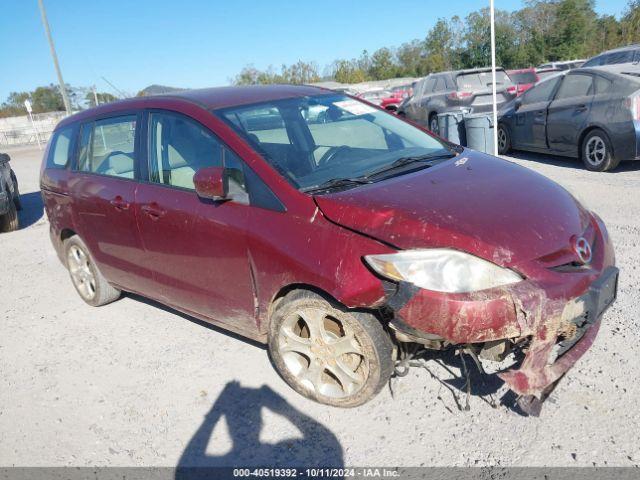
(234, 0, 640, 85)
(0, 84, 117, 118)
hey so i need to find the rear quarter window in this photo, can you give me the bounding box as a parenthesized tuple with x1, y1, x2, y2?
(46, 126, 75, 169)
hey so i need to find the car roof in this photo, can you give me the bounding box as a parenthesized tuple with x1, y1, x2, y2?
(57, 84, 333, 128)
(597, 43, 640, 54)
(583, 63, 640, 81)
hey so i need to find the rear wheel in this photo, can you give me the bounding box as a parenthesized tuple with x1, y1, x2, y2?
(429, 114, 439, 134)
(581, 129, 619, 172)
(64, 235, 121, 306)
(268, 290, 393, 407)
(0, 199, 18, 232)
(497, 124, 511, 154)
(11, 171, 21, 210)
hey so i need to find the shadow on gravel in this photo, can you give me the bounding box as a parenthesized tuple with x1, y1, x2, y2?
(393, 348, 529, 416)
(508, 150, 640, 173)
(17, 191, 44, 229)
(175, 381, 344, 479)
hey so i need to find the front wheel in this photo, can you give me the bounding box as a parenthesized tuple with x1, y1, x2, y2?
(581, 129, 619, 172)
(268, 290, 394, 407)
(497, 124, 511, 154)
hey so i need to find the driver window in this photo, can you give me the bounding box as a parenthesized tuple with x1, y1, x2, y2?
(77, 115, 136, 178)
(521, 76, 561, 104)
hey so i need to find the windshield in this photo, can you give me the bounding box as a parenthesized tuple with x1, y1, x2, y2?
(216, 94, 453, 192)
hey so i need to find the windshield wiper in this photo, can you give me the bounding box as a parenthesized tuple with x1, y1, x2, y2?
(362, 152, 456, 180)
(302, 176, 372, 193)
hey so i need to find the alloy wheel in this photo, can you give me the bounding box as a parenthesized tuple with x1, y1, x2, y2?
(67, 245, 96, 300)
(585, 135, 606, 167)
(430, 117, 439, 134)
(277, 307, 368, 399)
(498, 127, 508, 152)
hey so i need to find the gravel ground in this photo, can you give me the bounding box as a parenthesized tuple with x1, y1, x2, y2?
(1, 145, 639, 468)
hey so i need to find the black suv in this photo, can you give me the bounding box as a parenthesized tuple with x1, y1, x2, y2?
(0, 153, 21, 232)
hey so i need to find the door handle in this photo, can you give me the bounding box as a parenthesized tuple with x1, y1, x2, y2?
(575, 104, 588, 113)
(141, 203, 166, 220)
(109, 196, 130, 211)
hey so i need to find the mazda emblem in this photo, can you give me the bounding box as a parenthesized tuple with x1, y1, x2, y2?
(572, 236, 592, 264)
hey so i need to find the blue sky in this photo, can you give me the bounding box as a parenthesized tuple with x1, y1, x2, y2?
(0, 0, 631, 102)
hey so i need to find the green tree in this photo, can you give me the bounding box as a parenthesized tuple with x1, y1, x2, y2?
(85, 91, 118, 108)
(368, 48, 397, 80)
(332, 60, 368, 84)
(548, 0, 597, 60)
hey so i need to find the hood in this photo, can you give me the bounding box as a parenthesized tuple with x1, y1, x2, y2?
(314, 152, 591, 268)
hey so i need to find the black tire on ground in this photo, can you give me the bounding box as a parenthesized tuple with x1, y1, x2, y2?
(11, 172, 21, 210)
(63, 235, 121, 306)
(0, 198, 18, 232)
(581, 129, 620, 172)
(497, 124, 512, 155)
(429, 114, 439, 134)
(396, 111, 406, 117)
(268, 290, 394, 408)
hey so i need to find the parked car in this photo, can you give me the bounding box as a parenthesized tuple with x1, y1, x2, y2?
(537, 60, 585, 70)
(507, 68, 540, 96)
(535, 67, 563, 81)
(356, 88, 389, 106)
(380, 85, 412, 111)
(0, 152, 21, 232)
(41, 85, 618, 414)
(398, 67, 517, 133)
(582, 44, 640, 68)
(498, 65, 640, 171)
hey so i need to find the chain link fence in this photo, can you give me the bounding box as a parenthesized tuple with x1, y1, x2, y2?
(0, 111, 67, 147)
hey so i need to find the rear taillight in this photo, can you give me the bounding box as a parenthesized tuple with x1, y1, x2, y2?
(447, 91, 473, 100)
(627, 92, 640, 120)
(507, 85, 517, 95)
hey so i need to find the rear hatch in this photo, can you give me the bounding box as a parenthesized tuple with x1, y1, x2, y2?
(454, 69, 515, 110)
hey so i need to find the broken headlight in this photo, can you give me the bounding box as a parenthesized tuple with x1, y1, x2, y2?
(364, 249, 523, 293)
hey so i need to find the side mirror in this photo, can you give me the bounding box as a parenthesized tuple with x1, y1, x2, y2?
(193, 166, 228, 201)
(514, 98, 523, 111)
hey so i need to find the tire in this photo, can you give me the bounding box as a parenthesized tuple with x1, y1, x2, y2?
(497, 124, 512, 155)
(429, 114, 439, 134)
(581, 129, 620, 172)
(0, 199, 18, 232)
(268, 290, 394, 408)
(11, 172, 21, 210)
(64, 235, 121, 306)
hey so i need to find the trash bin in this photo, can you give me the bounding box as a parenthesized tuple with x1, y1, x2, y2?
(437, 112, 466, 146)
(464, 113, 495, 155)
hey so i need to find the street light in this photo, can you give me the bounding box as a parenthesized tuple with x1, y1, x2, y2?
(490, 0, 499, 155)
(37, 0, 71, 115)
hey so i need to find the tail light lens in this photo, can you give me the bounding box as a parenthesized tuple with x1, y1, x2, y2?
(507, 85, 517, 95)
(447, 91, 473, 101)
(627, 92, 640, 120)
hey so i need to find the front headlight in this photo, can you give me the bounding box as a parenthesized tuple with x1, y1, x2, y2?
(364, 249, 523, 293)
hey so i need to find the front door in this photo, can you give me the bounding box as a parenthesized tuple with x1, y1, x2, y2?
(69, 113, 152, 292)
(547, 73, 595, 154)
(135, 110, 256, 330)
(511, 75, 562, 149)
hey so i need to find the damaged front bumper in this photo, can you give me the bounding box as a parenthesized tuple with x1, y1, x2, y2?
(385, 264, 619, 413)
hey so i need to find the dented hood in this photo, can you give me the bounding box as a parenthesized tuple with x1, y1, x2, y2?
(314, 152, 591, 267)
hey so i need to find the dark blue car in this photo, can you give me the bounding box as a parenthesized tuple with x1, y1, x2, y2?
(498, 65, 640, 171)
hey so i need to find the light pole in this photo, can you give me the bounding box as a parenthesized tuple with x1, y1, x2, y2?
(37, 0, 71, 115)
(489, 0, 499, 155)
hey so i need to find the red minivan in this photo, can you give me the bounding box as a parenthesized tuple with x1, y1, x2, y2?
(40, 85, 618, 414)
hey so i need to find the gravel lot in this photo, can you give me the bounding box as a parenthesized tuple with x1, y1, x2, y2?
(1, 145, 639, 468)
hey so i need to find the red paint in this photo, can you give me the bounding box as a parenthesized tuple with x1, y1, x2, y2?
(507, 68, 540, 96)
(40, 86, 615, 397)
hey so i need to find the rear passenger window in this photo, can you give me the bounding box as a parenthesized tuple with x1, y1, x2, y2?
(47, 126, 74, 168)
(78, 116, 136, 179)
(594, 76, 613, 94)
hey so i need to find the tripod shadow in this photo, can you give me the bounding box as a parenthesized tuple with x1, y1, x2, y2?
(176, 381, 343, 479)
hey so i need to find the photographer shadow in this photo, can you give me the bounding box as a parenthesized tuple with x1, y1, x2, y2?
(176, 381, 343, 479)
